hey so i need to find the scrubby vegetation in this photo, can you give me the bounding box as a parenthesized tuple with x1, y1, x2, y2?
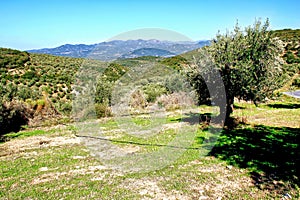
(271, 29, 300, 90)
(0, 49, 83, 134)
(1, 25, 299, 134)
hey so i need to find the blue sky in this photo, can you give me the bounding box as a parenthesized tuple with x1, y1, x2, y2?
(0, 0, 299, 50)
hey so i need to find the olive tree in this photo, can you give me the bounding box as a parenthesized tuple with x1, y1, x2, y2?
(190, 19, 285, 123)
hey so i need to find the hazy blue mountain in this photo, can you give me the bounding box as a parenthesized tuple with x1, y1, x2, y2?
(28, 44, 96, 58)
(198, 40, 211, 46)
(28, 39, 210, 61)
(119, 48, 176, 59)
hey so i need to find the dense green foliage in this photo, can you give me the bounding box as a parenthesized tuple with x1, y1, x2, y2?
(142, 83, 168, 103)
(159, 55, 188, 71)
(186, 19, 286, 123)
(94, 63, 129, 117)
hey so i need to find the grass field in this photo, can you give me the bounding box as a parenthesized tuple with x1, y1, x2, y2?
(0, 95, 299, 199)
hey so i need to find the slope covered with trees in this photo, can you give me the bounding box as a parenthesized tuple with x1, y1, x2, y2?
(0, 49, 84, 134)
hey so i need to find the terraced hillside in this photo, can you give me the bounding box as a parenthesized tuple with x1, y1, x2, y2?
(1, 48, 83, 111)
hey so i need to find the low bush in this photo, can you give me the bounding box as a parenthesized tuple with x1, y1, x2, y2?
(292, 76, 300, 88)
(156, 92, 196, 111)
(142, 83, 168, 103)
(95, 103, 112, 118)
(129, 89, 147, 109)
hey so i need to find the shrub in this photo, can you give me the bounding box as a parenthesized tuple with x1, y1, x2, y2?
(156, 92, 196, 111)
(37, 99, 46, 106)
(58, 102, 72, 115)
(22, 70, 37, 79)
(284, 51, 300, 64)
(27, 80, 35, 87)
(95, 79, 113, 104)
(129, 89, 147, 109)
(160, 55, 188, 71)
(95, 103, 112, 118)
(292, 77, 300, 87)
(94, 63, 129, 106)
(142, 83, 168, 103)
(17, 86, 34, 100)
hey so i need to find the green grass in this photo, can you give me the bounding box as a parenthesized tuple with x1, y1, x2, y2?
(1, 125, 77, 143)
(233, 95, 300, 128)
(1, 98, 299, 199)
(3, 129, 47, 139)
(132, 116, 152, 126)
(1, 144, 142, 199)
(0, 129, 51, 143)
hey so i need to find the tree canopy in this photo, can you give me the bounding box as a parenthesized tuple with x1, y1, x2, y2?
(188, 19, 285, 123)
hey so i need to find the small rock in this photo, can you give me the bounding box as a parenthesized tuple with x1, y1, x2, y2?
(226, 165, 233, 170)
(39, 140, 50, 145)
(72, 156, 85, 159)
(199, 196, 209, 200)
(39, 167, 48, 172)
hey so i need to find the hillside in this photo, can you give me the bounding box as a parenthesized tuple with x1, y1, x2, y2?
(1, 49, 83, 106)
(0, 49, 86, 133)
(271, 29, 300, 42)
(0, 48, 169, 133)
(267, 29, 300, 89)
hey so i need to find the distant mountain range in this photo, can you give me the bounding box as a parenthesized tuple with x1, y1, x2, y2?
(27, 39, 210, 61)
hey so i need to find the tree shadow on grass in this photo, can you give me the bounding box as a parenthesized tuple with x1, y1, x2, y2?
(267, 103, 300, 109)
(169, 112, 213, 125)
(209, 125, 300, 193)
(233, 104, 246, 109)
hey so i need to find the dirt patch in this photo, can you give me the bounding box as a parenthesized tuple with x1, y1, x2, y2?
(181, 158, 254, 199)
(161, 121, 188, 131)
(0, 135, 80, 157)
(121, 177, 190, 200)
(190, 174, 253, 199)
(31, 165, 109, 185)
